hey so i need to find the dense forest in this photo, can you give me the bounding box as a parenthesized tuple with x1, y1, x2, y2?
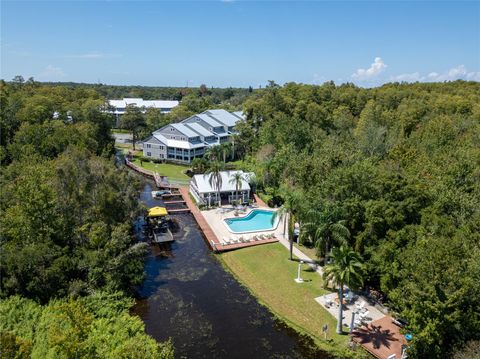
(2, 78, 479, 358)
(0, 79, 173, 358)
(236, 81, 480, 358)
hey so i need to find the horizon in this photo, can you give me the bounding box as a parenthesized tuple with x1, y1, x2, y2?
(1, 1, 479, 87)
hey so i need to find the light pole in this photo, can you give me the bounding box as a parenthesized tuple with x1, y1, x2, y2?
(350, 310, 357, 334)
(294, 260, 304, 283)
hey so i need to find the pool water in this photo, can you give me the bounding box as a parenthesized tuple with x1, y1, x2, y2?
(224, 209, 279, 233)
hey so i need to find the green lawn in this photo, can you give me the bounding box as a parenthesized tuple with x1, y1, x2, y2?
(294, 242, 319, 261)
(111, 128, 131, 134)
(220, 243, 354, 357)
(130, 158, 190, 182)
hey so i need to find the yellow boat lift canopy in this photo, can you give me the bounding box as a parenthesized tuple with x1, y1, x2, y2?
(148, 206, 168, 217)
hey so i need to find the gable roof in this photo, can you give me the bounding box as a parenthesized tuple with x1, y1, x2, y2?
(183, 122, 216, 137)
(152, 133, 205, 149)
(191, 170, 253, 193)
(195, 113, 224, 128)
(204, 109, 241, 127)
(143, 135, 164, 145)
(170, 123, 200, 138)
(232, 111, 246, 120)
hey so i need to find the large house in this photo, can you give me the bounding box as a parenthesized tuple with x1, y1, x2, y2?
(108, 98, 179, 126)
(142, 109, 245, 164)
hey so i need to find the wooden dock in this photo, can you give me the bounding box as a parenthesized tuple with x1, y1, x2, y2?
(164, 200, 186, 205)
(178, 187, 278, 252)
(167, 208, 191, 214)
(162, 193, 182, 198)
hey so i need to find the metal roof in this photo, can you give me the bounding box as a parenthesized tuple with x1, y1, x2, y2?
(152, 133, 205, 149)
(170, 123, 200, 138)
(108, 98, 179, 109)
(183, 122, 216, 137)
(204, 109, 241, 127)
(192, 170, 252, 193)
(194, 114, 224, 128)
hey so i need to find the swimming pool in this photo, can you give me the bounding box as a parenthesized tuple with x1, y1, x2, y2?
(224, 209, 280, 233)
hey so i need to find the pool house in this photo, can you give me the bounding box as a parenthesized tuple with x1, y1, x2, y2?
(190, 170, 254, 206)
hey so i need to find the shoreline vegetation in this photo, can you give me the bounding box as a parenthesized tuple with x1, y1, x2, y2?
(219, 243, 368, 358)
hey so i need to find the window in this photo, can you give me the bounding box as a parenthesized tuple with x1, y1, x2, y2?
(170, 128, 174, 131)
(159, 146, 164, 150)
(146, 144, 151, 148)
(146, 152, 151, 156)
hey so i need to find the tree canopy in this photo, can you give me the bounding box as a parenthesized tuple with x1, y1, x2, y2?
(0, 80, 172, 357)
(237, 80, 480, 357)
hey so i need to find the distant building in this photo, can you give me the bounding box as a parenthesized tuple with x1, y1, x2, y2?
(190, 170, 254, 205)
(142, 109, 245, 164)
(108, 98, 179, 126)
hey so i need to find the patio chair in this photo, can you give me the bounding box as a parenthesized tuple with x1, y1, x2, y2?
(359, 310, 370, 320)
(355, 300, 366, 311)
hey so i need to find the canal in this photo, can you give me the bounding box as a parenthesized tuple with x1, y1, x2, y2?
(132, 181, 331, 359)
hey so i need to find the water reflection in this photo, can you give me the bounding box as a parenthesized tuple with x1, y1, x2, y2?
(132, 182, 331, 359)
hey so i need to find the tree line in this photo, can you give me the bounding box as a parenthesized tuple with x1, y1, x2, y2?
(236, 80, 480, 358)
(0, 79, 173, 358)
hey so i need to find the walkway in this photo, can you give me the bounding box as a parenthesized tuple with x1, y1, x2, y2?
(253, 193, 268, 207)
(275, 214, 324, 275)
(179, 187, 279, 252)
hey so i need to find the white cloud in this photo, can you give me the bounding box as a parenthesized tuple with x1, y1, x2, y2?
(352, 57, 387, 80)
(390, 65, 480, 83)
(37, 65, 66, 80)
(312, 73, 326, 84)
(390, 72, 422, 82)
(65, 52, 122, 59)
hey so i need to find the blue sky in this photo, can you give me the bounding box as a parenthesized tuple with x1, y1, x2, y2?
(1, 1, 479, 87)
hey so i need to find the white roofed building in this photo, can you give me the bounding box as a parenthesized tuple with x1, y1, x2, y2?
(108, 98, 179, 126)
(142, 109, 245, 164)
(190, 170, 254, 206)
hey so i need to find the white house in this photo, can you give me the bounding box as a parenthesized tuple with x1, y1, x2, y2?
(142, 109, 245, 164)
(108, 98, 179, 126)
(190, 170, 254, 206)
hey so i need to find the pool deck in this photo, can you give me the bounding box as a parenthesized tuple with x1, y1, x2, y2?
(179, 187, 279, 252)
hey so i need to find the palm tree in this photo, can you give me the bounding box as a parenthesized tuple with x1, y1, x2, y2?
(230, 134, 239, 160)
(278, 187, 304, 260)
(205, 161, 224, 206)
(205, 145, 222, 162)
(301, 209, 350, 261)
(220, 142, 232, 163)
(228, 172, 245, 205)
(191, 157, 207, 174)
(323, 246, 364, 334)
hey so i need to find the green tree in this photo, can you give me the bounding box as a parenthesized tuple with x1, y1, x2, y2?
(220, 142, 232, 163)
(120, 105, 145, 150)
(205, 161, 224, 207)
(228, 171, 245, 205)
(191, 157, 208, 174)
(323, 246, 364, 334)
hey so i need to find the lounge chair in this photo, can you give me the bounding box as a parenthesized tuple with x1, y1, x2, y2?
(356, 300, 366, 311)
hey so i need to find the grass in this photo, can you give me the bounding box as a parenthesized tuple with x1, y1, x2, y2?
(219, 243, 353, 357)
(130, 158, 190, 181)
(294, 242, 319, 261)
(111, 128, 131, 134)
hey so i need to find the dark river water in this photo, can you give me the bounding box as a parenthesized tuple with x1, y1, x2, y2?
(132, 182, 332, 359)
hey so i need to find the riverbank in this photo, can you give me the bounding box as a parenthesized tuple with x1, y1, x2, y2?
(219, 243, 368, 358)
